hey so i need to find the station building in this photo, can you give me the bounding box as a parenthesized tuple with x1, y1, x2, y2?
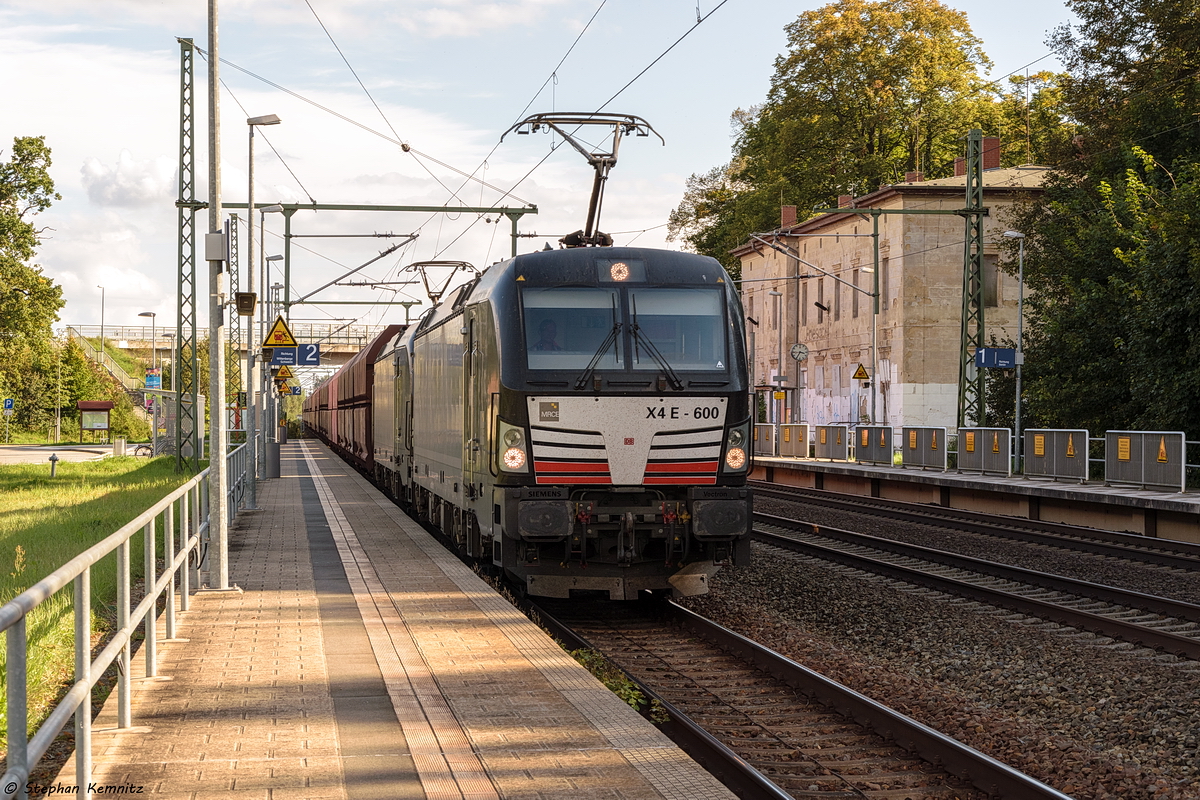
(734, 145, 1046, 430)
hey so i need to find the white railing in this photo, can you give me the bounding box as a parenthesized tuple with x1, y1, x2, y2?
(0, 443, 250, 798)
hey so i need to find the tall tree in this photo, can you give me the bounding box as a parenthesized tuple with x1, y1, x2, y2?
(0, 136, 64, 341)
(670, 0, 1005, 271)
(0, 136, 66, 426)
(1006, 0, 1200, 436)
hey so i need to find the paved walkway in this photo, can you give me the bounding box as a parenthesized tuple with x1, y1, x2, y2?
(0, 445, 110, 465)
(54, 440, 735, 800)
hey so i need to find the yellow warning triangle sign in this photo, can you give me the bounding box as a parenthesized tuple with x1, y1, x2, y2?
(262, 315, 297, 348)
(852, 363, 870, 381)
(1066, 434, 1076, 458)
(276, 365, 294, 379)
(1158, 436, 1169, 463)
(277, 381, 290, 394)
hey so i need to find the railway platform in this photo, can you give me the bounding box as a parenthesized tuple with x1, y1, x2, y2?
(53, 440, 735, 800)
(753, 455, 1200, 543)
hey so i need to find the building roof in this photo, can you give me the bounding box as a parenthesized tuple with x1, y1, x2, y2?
(732, 165, 1049, 257)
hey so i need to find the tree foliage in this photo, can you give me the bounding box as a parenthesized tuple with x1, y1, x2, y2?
(1003, 0, 1200, 436)
(669, 0, 1074, 273)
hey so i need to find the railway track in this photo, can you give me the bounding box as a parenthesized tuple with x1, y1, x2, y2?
(753, 512, 1200, 662)
(750, 481, 1200, 572)
(532, 598, 1071, 800)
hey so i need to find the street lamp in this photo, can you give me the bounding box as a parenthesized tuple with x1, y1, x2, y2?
(245, 114, 281, 507)
(1003, 230, 1026, 471)
(97, 285, 105, 366)
(769, 290, 783, 425)
(138, 311, 157, 372)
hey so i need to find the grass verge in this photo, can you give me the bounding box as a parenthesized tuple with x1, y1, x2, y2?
(0, 456, 193, 755)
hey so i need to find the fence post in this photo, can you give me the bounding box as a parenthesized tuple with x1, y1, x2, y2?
(116, 541, 131, 729)
(144, 518, 157, 677)
(165, 503, 177, 639)
(180, 490, 191, 612)
(7, 618, 27, 795)
(74, 569, 92, 788)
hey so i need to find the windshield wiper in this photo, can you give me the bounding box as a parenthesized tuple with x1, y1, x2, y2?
(574, 294, 622, 390)
(631, 295, 684, 391)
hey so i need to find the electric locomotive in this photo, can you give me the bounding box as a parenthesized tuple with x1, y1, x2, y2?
(361, 245, 753, 600)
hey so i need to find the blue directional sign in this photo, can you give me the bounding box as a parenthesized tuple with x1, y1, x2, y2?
(297, 343, 321, 366)
(270, 347, 297, 366)
(975, 347, 1017, 369)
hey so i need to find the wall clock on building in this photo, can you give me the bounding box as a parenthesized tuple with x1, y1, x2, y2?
(790, 343, 809, 362)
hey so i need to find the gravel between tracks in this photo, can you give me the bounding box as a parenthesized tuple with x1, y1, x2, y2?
(681, 505, 1200, 799)
(764, 496, 1200, 606)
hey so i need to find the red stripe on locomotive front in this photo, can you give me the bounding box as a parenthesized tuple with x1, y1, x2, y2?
(533, 461, 610, 473)
(644, 461, 719, 473)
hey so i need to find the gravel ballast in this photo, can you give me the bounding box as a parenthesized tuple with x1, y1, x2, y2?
(683, 539, 1200, 799)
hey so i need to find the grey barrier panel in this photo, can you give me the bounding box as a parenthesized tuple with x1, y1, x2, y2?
(779, 424, 810, 458)
(958, 427, 1012, 477)
(1024, 429, 1088, 482)
(855, 425, 894, 466)
(900, 427, 948, 470)
(753, 424, 776, 457)
(1105, 430, 1186, 492)
(814, 425, 851, 461)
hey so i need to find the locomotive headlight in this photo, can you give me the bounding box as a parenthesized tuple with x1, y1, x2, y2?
(722, 420, 751, 472)
(610, 262, 630, 281)
(503, 447, 527, 469)
(497, 418, 530, 473)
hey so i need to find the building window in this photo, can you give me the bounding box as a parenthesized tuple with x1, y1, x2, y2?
(817, 279, 825, 323)
(748, 294, 755, 321)
(833, 274, 841, 321)
(852, 269, 860, 318)
(801, 281, 808, 327)
(771, 289, 779, 329)
(881, 257, 889, 310)
(984, 254, 998, 307)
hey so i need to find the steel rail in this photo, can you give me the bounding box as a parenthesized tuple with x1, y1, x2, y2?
(531, 602, 793, 800)
(753, 513, 1200, 660)
(751, 481, 1200, 567)
(532, 599, 1072, 800)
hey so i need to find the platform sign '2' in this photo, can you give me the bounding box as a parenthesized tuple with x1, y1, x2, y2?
(297, 343, 321, 366)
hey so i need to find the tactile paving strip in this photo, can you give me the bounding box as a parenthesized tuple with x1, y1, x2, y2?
(302, 442, 736, 800)
(302, 446, 500, 800)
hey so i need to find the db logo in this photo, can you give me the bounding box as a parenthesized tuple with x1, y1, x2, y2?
(624, 437, 634, 446)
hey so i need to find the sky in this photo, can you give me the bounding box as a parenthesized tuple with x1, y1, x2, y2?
(1, 0, 1078, 335)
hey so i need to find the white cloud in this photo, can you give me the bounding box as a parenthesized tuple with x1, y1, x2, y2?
(81, 150, 176, 207)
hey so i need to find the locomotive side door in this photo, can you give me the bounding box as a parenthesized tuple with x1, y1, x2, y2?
(462, 307, 486, 555)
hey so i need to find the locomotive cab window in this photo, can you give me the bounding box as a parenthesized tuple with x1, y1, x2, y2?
(523, 287, 622, 370)
(630, 288, 726, 371)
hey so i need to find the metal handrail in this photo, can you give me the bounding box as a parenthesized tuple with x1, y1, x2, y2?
(65, 328, 142, 391)
(1, 442, 249, 798)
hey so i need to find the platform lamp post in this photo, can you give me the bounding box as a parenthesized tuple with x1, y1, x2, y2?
(769, 290, 783, 426)
(245, 114, 281, 507)
(97, 285, 105, 368)
(1003, 230, 1026, 472)
(264, 269, 284, 454)
(138, 311, 157, 444)
(256, 216, 283, 479)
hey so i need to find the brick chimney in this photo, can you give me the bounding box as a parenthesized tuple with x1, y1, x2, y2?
(954, 157, 966, 177)
(781, 205, 797, 229)
(904, 171, 924, 183)
(983, 137, 1001, 170)
(837, 194, 853, 208)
